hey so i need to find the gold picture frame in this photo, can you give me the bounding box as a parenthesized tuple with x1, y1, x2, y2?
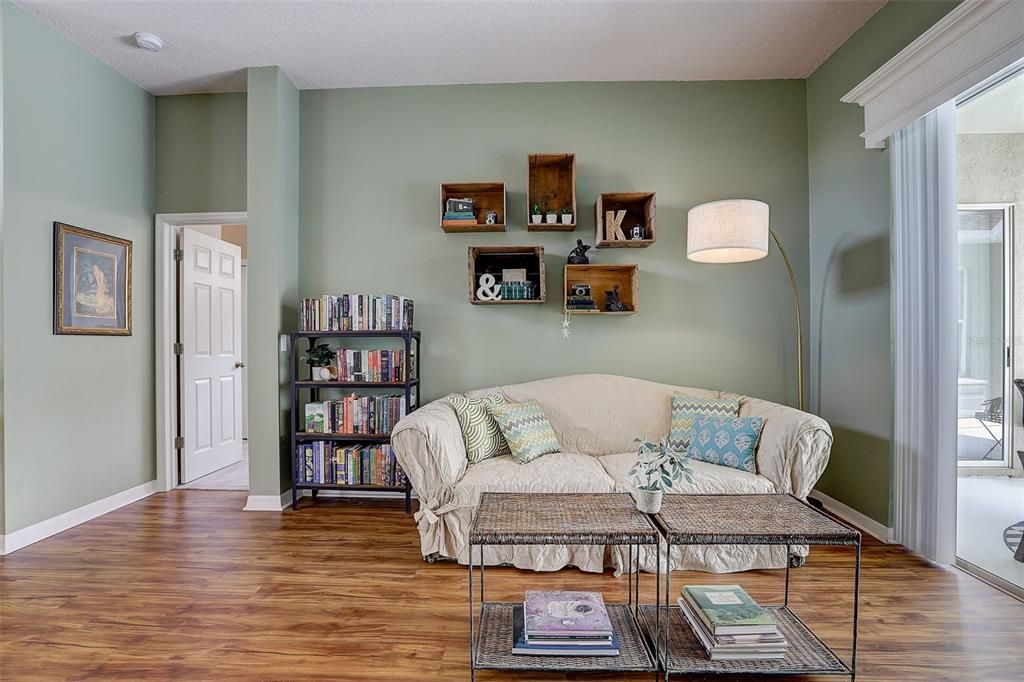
(54, 222, 132, 335)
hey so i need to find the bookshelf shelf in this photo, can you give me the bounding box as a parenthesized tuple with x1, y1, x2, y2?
(527, 153, 576, 232)
(440, 182, 507, 233)
(564, 264, 639, 315)
(468, 245, 547, 305)
(595, 192, 656, 248)
(290, 324, 420, 512)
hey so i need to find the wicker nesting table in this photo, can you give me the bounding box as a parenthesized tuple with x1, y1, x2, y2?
(468, 492, 661, 680)
(640, 493, 862, 681)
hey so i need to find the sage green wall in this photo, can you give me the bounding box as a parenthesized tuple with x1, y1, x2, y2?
(300, 81, 810, 406)
(2, 3, 155, 532)
(155, 93, 247, 213)
(807, 0, 959, 525)
(0, 0, 7, 533)
(246, 67, 299, 497)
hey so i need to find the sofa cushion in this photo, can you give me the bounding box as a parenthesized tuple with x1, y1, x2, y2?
(487, 399, 561, 464)
(669, 393, 740, 453)
(449, 392, 510, 464)
(598, 452, 775, 496)
(684, 414, 765, 474)
(454, 453, 615, 506)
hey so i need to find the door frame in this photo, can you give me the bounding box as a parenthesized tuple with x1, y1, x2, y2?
(155, 212, 247, 492)
(956, 202, 1015, 470)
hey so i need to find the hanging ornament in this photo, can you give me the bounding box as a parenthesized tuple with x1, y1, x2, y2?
(561, 310, 572, 339)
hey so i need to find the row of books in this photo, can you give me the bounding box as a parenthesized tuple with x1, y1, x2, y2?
(304, 395, 411, 435)
(513, 591, 620, 657)
(334, 349, 412, 383)
(297, 442, 408, 487)
(299, 294, 414, 332)
(678, 585, 788, 661)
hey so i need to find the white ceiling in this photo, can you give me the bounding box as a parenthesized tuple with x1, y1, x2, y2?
(16, 0, 886, 96)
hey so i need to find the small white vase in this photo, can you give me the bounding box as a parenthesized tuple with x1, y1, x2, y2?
(545, 213, 558, 224)
(531, 214, 543, 225)
(561, 214, 573, 225)
(633, 489, 663, 514)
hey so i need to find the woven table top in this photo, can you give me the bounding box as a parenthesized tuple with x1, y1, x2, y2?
(470, 493, 659, 546)
(653, 494, 860, 546)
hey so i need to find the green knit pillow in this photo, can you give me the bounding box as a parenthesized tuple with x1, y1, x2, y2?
(669, 393, 741, 453)
(486, 399, 561, 464)
(449, 393, 510, 464)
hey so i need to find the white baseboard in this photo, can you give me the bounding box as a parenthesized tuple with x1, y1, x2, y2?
(0, 480, 159, 555)
(811, 489, 894, 543)
(243, 488, 417, 512)
(243, 492, 289, 511)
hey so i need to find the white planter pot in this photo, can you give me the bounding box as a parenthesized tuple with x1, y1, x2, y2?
(311, 365, 334, 381)
(633, 489, 663, 514)
(561, 214, 573, 225)
(531, 214, 543, 225)
(545, 213, 558, 224)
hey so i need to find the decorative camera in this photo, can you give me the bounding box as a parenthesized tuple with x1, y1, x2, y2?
(572, 283, 591, 298)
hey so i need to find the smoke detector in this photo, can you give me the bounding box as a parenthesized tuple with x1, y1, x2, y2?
(134, 32, 164, 52)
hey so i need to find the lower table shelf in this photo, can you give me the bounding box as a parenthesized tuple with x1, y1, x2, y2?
(474, 602, 655, 673)
(638, 604, 850, 676)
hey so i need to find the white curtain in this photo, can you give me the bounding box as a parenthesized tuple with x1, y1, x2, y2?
(890, 101, 958, 564)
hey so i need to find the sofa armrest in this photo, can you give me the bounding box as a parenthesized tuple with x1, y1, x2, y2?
(728, 395, 833, 500)
(391, 397, 469, 521)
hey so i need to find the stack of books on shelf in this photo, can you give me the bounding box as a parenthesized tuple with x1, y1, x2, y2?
(299, 294, 413, 332)
(512, 591, 620, 657)
(296, 442, 407, 487)
(678, 585, 788, 662)
(335, 349, 411, 383)
(443, 197, 478, 228)
(304, 396, 410, 435)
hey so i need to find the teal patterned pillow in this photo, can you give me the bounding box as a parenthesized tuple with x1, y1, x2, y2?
(682, 414, 765, 473)
(449, 393, 510, 464)
(486, 400, 561, 464)
(669, 394, 740, 453)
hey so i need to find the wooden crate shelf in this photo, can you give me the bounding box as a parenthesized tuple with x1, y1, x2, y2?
(596, 192, 656, 248)
(563, 264, 638, 315)
(440, 182, 506, 233)
(527, 153, 577, 231)
(468, 246, 546, 305)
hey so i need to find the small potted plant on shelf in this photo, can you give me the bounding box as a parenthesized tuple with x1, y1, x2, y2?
(545, 207, 559, 224)
(531, 203, 543, 225)
(304, 342, 336, 381)
(561, 206, 573, 225)
(627, 438, 693, 513)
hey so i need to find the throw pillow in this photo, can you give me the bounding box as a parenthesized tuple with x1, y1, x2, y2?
(669, 393, 741, 453)
(449, 393, 511, 464)
(486, 399, 561, 464)
(682, 414, 766, 474)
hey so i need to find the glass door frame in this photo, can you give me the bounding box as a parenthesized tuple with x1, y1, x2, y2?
(957, 202, 1015, 469)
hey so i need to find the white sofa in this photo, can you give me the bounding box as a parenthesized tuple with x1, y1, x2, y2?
(391, 374, 832, 574)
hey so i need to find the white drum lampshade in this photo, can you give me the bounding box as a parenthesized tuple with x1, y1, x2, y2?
(687, 199, 770, 263)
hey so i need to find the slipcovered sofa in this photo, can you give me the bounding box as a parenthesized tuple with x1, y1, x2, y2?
(391, 374, 832, 574)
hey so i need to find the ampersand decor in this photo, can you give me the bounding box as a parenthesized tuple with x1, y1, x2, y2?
(476, 273, 502, 301)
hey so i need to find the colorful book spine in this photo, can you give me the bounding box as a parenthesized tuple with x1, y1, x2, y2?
(298, 294, 415, 332)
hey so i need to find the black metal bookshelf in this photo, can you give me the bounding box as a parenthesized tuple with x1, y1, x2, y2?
(289, 329, 420, 512)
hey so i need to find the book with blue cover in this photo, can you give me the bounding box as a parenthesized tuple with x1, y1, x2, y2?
(512, 606, 619, 656)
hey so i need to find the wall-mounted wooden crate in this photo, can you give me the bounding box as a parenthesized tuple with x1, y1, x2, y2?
(527, 153, 576, 231)
(563, 264, 638, 315)
(440, 182, 506, 233)
(468, 246, 546, 305)
(595, 192, 656, 248)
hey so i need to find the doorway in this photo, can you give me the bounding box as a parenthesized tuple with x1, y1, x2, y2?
(155, 212, 249, 494)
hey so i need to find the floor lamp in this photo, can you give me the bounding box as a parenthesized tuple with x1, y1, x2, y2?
(686, 199, 804, 412)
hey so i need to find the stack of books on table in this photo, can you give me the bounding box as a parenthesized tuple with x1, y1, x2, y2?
(443, 197, 478, 227)
(678, 585, 788, 661)
(512, 591, 620, 657)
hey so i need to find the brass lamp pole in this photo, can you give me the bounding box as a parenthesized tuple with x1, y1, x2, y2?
(687, 199, 805, 412)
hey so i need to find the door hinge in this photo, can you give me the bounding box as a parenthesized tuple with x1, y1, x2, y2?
(173, 248, 184, 262)
(174, 436, 185, 449)
(173, 342, 184, 355)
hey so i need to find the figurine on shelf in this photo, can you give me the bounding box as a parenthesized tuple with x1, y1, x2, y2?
(568, 239, 591, 265)
(605, 285, 629, 312)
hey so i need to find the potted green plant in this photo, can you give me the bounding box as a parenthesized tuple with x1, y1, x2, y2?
(628, 438, 693, 513)
(531, 203, 543, 225)
(303, 342, 336, 381)
(561, 206, 573, 225)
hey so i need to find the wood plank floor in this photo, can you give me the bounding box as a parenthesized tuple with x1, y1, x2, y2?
(1, 491, 1022, 681)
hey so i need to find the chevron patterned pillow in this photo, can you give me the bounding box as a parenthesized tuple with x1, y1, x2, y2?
(486, 399, 561, 464)
(449, 393, 511, 464)
(669, 393, 741, 453)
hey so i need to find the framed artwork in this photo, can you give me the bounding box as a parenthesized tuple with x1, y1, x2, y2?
(53, 222, 132, 335)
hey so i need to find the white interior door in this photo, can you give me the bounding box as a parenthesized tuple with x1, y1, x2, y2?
(180, 227, 243, 483)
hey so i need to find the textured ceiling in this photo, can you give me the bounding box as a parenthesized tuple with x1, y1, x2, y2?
(16, 0, 886, 96)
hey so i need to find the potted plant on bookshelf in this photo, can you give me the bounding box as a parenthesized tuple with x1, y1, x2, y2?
(628, 438, 693, 513)
(545, 207, 559, 225)
(531, 203, 543, 225)
(304, 342, 336, 381)
(561, 206, 573, 225)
